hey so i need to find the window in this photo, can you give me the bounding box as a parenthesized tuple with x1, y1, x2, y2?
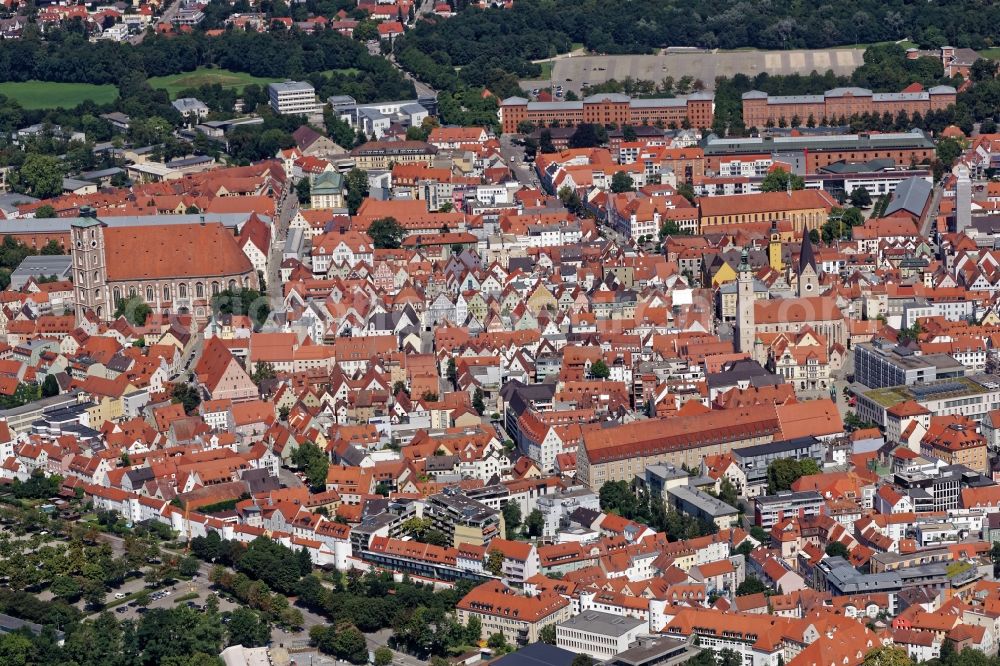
(195, 282, 204, 298)
(163, 286, 170, 301)
(179, 284, 188, 298)
(113, 287, 122, 304)
(146, 286, 154, 302)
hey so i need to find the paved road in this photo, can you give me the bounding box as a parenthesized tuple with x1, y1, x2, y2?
(498, 135, 541, 190)
(920, 181, 945, 239)
(267, 183, 298, 310)
(521, 48, 867, 96)
(130, 0, 181, 44)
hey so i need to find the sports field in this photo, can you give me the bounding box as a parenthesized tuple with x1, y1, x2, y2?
(0, 81, 119, 109)
(147, 68, 280, 99)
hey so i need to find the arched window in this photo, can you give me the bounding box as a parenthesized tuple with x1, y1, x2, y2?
(195, 282, 204, 298)
(179, 284, 188, 299)
(228, 279, 236, 290)
(129, 287, 136, 298)
(146, 286, 154, 302)
(211, 281, 220, 296)
(163, 286, 170, 301)
(113, 287, 122, 304)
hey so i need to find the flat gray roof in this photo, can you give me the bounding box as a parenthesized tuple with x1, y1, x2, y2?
(269, 80, 315, 93)
(557, 610, 644, 636)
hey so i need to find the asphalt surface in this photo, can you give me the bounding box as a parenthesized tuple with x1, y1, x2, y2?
(521, 48, 866, 96)
(267, 182, 298, 311)
(498, 136, 541, 189)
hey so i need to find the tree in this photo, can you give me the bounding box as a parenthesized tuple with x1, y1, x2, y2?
(540, 623, 556, 644)
(525, 509, 544, 537)
(179, 556, 200, 578)
(610, 171, 635, 193)
(971, 58, 999, 82)
(227, 608, 271, 648)
(600, 480, 638, 518)
(114, 295, 151, 327)
(446, 357, 457, 387)
(344, 168, 369, 215)
(502, 501, 522, 534)
(862, 646, 913, 666)
(736, 575, 769, 596)
(291, 441, 329, 492)
(589, 359, 610, 379)
(487, 633, 508, 651)
(134, 589, 152, 608)
(251, 362, 277, 385)
(825, 541, 850, 558)
(367, 217, 405, 249)
(760, 168, 804, 192)
(849, 187, 872, 207)
(172, 383, 202, 415)
(766, 458, 820, 493)
(34, 205, 56, 219)
(568, 123, 602, 148)
(718, 477, 739, 509)
(13, 154, 63, 199)
(485, 550, 504, 575)
(41, 374, 59, 398)
(472, 388, 486, 416)
(936, 137, 963, 168)
(374, 647, 393, 666)
(295, 178, 311, 204)
(572, 655, 595, 666)
(211, 287, 270, 329)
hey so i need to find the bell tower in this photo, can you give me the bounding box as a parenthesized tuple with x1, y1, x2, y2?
(71, 206, 108, 323)
(736, 248, 755, 354)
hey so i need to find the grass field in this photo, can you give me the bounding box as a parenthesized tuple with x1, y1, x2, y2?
(536, 61, 555, 79)
(0, 81, 119, 109)
(980, 47, 1000, 60)
(147, 67, 280, 99)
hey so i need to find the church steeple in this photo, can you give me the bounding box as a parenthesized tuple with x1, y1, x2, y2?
(797, 231, 818, 296)
(736, 248, 755, 354)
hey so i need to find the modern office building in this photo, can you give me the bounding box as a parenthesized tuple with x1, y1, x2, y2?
(754, 490, 825, 530)
(424, 490, 503, 547)
(556, 611, 647, 660)
(854, 341, 966, 389)
(268, 81, 323, 116)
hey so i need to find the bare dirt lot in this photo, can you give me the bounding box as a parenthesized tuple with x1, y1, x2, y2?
(520, 48, 866, 96)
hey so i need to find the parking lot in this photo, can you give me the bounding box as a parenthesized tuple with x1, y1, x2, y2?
(520, 48, 866, 96)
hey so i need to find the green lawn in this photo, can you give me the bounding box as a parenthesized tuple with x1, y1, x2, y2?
(147, 67, 280, 99)
(979, 47, 1000, 60)
(536, 60, 554, 80)
(0, 81, 118, 110)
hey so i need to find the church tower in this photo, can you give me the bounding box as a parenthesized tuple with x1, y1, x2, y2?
(796, 230, 818, 297)
(768, 221, 783, 272)
(71, 207, 108, 323)
(736, 248, 755, 354)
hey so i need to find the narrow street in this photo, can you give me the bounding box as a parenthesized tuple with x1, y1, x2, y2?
(267, 183, 298, 311)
